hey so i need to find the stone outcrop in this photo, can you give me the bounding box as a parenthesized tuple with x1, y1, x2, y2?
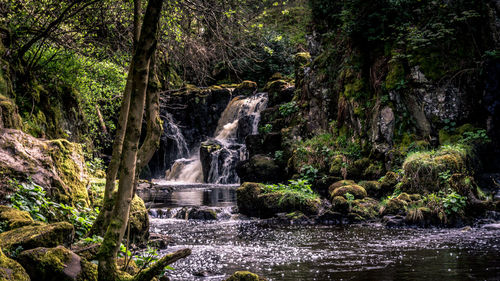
(0, 129, 89, 206)
(0, 222, 74, 252)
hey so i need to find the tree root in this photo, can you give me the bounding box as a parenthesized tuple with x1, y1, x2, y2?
(132, 248, 191, 281)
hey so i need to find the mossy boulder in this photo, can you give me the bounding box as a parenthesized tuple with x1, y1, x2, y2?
(401, 145, 474, 194)
(236, 182, 320, 218)
(17, 246, 96, 281)
(233, 81, 257, 96)
(0, 222, 74, 252)
(331, 196, 349, 213)
(396, 193, 412, 202)
(350, 198, 379, 221)
(0, 129, 89, 206)
(263, 79, 294, 107)
(379, 171, 399, 193)
(236, 155, 285, 184)
(0, 94, 23, 130)
(380, 199, 408, 216)
(358, 181, 382, 198)
(0, 205, 34, 231)
(328, 180, 355, 194)
(330, 184, 367, 199)
(0, 248, 30, 281)
(226, 271, 267, 281)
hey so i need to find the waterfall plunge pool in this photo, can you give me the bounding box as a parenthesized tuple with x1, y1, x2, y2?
(144, 184, 500, 281)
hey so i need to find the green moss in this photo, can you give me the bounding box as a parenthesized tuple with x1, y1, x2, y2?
(384, 60, 405, 90)
(342, 78, 364, 98)
(380, 198, 407, 215)
(17, 246, 97, 281)
(294, 52, 311, 67)
(0, 205, 34, 231)
(0, 222, 74, 252)
(48, 140, 89, 207)
(0, 94, 23, 130)
(396, 193, 411, 202)
(331, 196, 349, 213)
(330, 184, 367, 199)
(0, 248, 30, 281)
(226, 271, 267, 281)
(401, 144, 473, 194)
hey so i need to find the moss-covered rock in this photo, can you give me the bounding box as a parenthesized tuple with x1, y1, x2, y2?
(236, 182, 320, 218)
(0, 205, 34, 231)
(379, 171, 399, 193)
(401, 144, 474, 194)
(380, 199, 408, 216)
(358, 181, 382, 198)
(350, 198, 379, 220)
(330, 184, 367, 199)
(331, 196, 349, 213)
(236, 155, 285, 184)
(396, 193, 411, 202)
(0, 222, 74, 252)
(17, 246, 96, 281)
(328, 180, 355, 194)
(263, 79, 294, 107)
(0, 129, 89, 206)
(0, 248, 30, 281)
(233, 81, 257, 96)
(226, 271, 267, 281)
(0, 94, 23, 130)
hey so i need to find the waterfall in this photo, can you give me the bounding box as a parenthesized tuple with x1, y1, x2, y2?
(164, 92, 268, 184)
(204, 93, 268, 184)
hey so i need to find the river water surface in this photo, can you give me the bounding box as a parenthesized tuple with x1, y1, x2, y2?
(146, 184, 500, 281)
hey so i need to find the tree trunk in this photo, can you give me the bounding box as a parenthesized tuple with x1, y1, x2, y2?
(91, 0, 144, 238)
(97, 0, 163, 280)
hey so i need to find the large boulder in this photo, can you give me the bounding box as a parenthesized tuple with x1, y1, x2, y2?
(401, 144, 475, 194)
(0, 205, 34, 231)
(18, 246, 96, 281)
(0, 248, 30, 281)
(236, 155, 284, 183)
(0, 129, 89, 206)
(236, 182, 320, 218)
(0, 222, 74, 252)
(226, 271, 267, 281)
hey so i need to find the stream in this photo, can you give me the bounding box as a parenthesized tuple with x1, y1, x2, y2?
(145, 184, 500, 281)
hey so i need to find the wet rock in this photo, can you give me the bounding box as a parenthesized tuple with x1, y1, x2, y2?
(236, 182, 320, 218)
(371, 106, 395, 154)
(0, 205, 34, 231)
(18, 246, 97, 281)
(226, 271, 267, 281)
(482, 223, 500, 230)
(245, 133, 282, 158)
(194, 270, 215, 277)
(263, 79, 295, 107)
(0, 129, 89, 205)
(147, 233, 172, 249)
(380, 199, 407, 216)
(0, 222, 74, 252)
(382, 215, 406, 227)
(0, 248, 30, 281)
(316, 210, 344, 225)
(331, 196, 350, 214)
(187, 207, 218, 220)
(233, 81, 257, 96)
(330, 184, 367, 199)
(236, 155, 284, 183)
(358, 181, 382, 198)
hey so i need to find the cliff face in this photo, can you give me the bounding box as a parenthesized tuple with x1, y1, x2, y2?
(294, 0, 499, 169)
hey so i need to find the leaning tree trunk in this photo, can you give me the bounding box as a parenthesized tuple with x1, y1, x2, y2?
(97, 0, 164, 280)
(91, 0, 143, 238)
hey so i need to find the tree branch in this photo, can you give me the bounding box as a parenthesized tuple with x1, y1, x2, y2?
(132, 249, 191, 281)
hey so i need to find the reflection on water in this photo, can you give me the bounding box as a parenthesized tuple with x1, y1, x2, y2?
(151, 220, 500, 281)
(140, 184, 237, 208)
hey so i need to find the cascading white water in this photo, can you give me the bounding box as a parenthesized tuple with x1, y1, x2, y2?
(164, 92, 268, 184)
(206, 93, 268, 184)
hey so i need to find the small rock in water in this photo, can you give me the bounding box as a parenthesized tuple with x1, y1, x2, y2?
(482, 223, 500, 230)
(194, 270, 214, 277)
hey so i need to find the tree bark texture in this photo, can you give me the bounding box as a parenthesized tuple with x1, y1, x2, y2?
(97, 0, 163, 280)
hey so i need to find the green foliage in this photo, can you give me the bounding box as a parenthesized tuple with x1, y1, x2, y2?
(8, 180, 99, 239)
(28, 46, 126, 152)
(134, 246, 174, 274)
(442, 190, 467, 215)
(279, 101, 298, 117)
(300, 165, 318, 182)
(263, 179, 318, 200)
(460, 129, 490, 145)
(259, 123, 273, 134)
